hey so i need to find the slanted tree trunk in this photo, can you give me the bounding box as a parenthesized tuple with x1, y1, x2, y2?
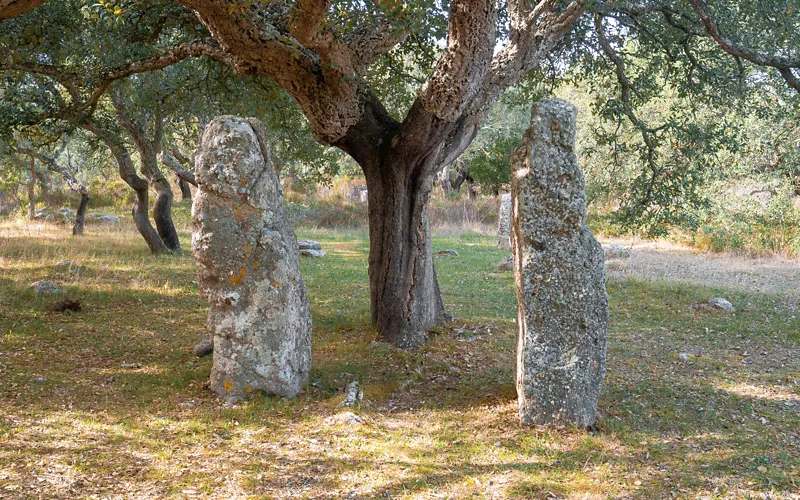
(83, 122, 169, 253)
(177, 177, 192, 200)
(159, 151, 197, 189)
(73, 187, 89, 235)
(143, 168, 180, 251)
(27, 149, 90, 236)
(450, 161, 470, 193)
(168, 147, 195, 199)
(27, 155, 35, 219)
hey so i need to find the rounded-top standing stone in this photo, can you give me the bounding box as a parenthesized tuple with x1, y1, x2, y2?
(192, 116, 312, 402)
(511, 98, 609, 429)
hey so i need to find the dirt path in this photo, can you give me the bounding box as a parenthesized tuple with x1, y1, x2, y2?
(601, 237, 800, 304)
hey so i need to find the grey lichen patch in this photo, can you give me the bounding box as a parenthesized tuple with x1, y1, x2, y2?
(193, 116, 312, 402)
(511, 99, 609, 429)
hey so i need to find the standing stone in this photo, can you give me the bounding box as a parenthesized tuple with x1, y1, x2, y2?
(511, 99, 609, 429)
(192, 116, 312, 402)
(497, 193, 511, 249)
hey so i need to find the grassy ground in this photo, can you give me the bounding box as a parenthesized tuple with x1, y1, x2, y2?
(0, 206, 798, 499)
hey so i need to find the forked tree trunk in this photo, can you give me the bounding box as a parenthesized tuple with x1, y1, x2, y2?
(364, 165, 448, 347)
(115, 101, 181, 253)
(338, 99, 454, 347)
(83, 122, 169, 253)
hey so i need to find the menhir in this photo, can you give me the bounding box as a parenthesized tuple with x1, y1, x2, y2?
(192, 116, 312, 402)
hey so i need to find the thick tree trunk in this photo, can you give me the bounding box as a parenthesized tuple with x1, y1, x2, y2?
(364, 164, 448, 347)
(72, 188, 89, 236)
(337, 98, 454, 348)
(27, 155, 35, 219)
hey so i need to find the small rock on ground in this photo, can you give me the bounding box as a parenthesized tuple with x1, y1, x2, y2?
(342, 381, 363, 407)
(325, 411, 364, 426)
(602, 244, 631, 259)
(97, 215, 120, 225)
(297, 240, 322, 250)
(708, 297, 735, 312)
(299, 249, 326, 258)
(193, 338, 213, 358)
(29, 280, 65, 295)
(435, 250, 459, 257)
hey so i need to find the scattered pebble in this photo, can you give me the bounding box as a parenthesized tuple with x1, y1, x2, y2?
(707, 297, 735, 312)
(435, 250, 459, 257)
(193, 338, 213, 358)
(342, 381, 363, 407)
(30, 376, 47, 383)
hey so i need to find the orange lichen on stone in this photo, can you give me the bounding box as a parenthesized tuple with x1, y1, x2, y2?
(229, 266, 248, 285)
(223, 380, 234, 392)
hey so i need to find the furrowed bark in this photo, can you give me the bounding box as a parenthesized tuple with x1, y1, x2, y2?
(0, 0, 47, 21)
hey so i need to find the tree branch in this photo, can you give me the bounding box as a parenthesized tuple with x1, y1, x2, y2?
(686, 0, 800, 92)
(158, 151, 196, 186)
(1, 39, 233, 126)
(0, 0, 47, 21)
(418, 0, 498, 122)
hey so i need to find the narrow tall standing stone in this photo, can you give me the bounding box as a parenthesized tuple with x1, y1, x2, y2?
(192, 116, 312, 402)
(497, 193, 511, 249)
(511, 99, 608, 428)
